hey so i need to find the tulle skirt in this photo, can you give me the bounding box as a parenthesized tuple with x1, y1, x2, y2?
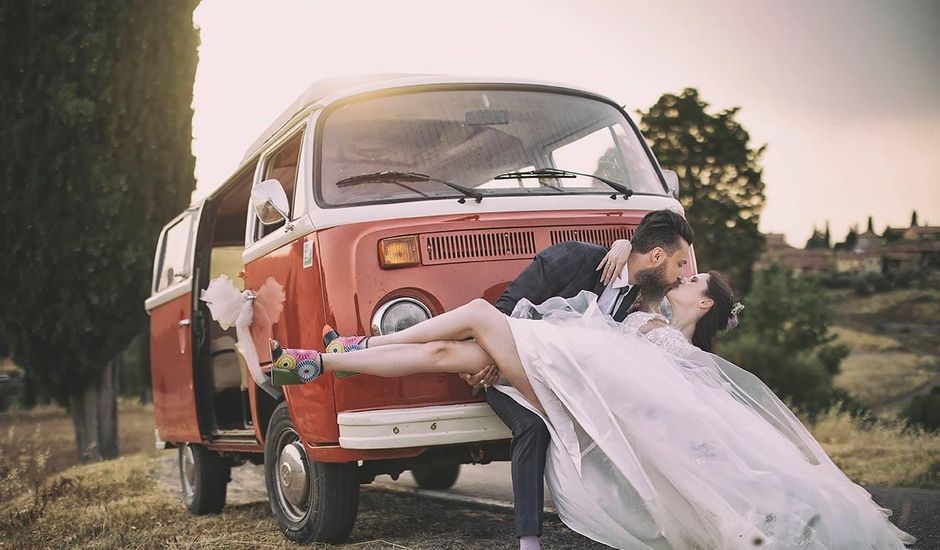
(493, 291, 913, 550)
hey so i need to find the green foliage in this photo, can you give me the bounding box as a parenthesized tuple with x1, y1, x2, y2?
(903, 386, 940, 432)
(637, 88, 766, 291)
(0, 2, 199, 402)
(720, 264, 850, 411)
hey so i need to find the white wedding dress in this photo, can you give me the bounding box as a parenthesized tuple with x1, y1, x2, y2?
(492, 291, 913, 550)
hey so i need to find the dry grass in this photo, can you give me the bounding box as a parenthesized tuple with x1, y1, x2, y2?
(829, 288, 940, 412)
(830, 326, 902, 352)
(0, 453, 607, 550)
(810, 409, 940, 489)
(830, 288, 940, 320)
(0, 402, 936, 548)
(0, 400, 155, 475)
(834, 351, 939, 408)
(0, 401, 156, 520)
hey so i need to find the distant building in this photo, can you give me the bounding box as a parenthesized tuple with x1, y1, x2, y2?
(754, 234, 831, 276)
(755, 211, 940, 276)
(834, 250, 881, 274)
(854, 216, 882, 253)
(884, 212, 940, 272)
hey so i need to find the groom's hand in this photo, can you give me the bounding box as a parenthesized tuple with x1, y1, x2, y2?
(596, 238, 632, 285)
(461, 364, 500, 393)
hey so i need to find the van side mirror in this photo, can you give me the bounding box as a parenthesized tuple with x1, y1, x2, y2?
(251, 179, 290, 226)
(662, 170, 679, 199)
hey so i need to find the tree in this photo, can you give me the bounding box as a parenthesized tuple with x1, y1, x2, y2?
(834, 225, 859, 251)
(638, 88, 766, 291)
(0, 2, 198, 461)
(720, 264, 850, 411)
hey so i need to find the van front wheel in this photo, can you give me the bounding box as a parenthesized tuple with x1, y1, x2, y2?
(179, 443, 230, 514)
(264, 403, 359, 543)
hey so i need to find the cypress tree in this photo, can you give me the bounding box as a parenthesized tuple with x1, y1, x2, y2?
(0, 2, 199, 461)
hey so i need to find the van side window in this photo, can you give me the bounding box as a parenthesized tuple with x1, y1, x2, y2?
(259, 129, 304, 238)
(155, 213, 194, 292)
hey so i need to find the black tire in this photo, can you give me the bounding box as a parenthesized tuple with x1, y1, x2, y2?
(178, 443, 230, 514)
(264, 403, 359, 544)
(411, 463, 461, 490)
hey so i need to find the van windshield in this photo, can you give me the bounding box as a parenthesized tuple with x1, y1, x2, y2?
(318, 89, 666, 206)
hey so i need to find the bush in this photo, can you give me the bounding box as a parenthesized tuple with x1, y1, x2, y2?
(888, 268, 920, 289)
(902, 386, 940, 432)
(864, 271, 892, 292)
(821, 272, 853, 289)
(720, 334, 834, 411)
(720, 264, 847, 411)
(852, 277, 874, 296)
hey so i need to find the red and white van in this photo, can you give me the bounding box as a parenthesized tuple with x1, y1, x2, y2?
(145, 74, 693, 543)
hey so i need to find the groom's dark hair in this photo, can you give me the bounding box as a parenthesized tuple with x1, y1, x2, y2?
(631, 210, 694, 255)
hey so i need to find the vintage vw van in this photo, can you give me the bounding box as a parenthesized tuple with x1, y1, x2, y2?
(145, 74, 694, 544)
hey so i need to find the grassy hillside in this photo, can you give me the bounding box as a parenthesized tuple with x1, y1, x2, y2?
(829, 288, 940, 412)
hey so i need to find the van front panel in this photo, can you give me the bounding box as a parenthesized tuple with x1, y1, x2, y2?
(314, 208, 694, 415)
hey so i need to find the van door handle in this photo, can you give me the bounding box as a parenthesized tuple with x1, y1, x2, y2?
(178, 319, 191, 327)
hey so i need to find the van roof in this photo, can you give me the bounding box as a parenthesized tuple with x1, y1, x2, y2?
(242, 74, 614, 162)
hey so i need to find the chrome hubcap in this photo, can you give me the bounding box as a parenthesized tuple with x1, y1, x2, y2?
(275, 431, 310, 522)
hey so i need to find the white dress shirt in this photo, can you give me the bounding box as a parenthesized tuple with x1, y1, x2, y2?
(596, 263, 632, 317)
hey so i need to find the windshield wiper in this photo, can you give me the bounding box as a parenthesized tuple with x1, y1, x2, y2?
(495, 168, 633, 200)
(335, 171, 483, 203)
(492, 169, 568, 193)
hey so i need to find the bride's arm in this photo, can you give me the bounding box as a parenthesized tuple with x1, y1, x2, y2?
(596, 239, 631, 285)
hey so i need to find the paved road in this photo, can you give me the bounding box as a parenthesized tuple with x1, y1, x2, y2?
(379, 462, 940, 549)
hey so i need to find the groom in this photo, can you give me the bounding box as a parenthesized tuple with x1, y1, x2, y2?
(467, 209, 694, 550)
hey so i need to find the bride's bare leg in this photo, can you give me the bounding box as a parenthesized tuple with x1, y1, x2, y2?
(327, 300, 542, 410)
(368, 299, 500, 347)
(321, 341, 489, 376)
(322, 338, 543, 412)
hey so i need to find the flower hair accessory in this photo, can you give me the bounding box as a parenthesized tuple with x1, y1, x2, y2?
(725, 302, 745, 330)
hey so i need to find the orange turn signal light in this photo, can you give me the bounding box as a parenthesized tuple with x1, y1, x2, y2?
(379, 236, 421, 269)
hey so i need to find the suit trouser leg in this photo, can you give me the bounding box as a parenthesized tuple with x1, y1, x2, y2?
(486, 387, 550, 538)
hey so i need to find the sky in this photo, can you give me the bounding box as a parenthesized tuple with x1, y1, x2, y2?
(191, 0, 939, 246)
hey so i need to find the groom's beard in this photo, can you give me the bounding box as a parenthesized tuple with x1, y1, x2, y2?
(632, 262, 677, 310)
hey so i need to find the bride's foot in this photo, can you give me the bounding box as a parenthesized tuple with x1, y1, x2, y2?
(270, 340, 323, 386)
(323, 325, 371, 353)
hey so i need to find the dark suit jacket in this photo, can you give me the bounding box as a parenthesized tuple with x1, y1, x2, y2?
(494, 241, 609, 316)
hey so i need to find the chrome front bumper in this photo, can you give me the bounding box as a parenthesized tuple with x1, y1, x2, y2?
(337, 402, 512, 449)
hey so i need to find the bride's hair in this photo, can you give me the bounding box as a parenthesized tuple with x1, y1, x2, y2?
(692, 271, 735, 352)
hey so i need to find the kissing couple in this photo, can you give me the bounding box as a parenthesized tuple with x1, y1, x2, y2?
(218, 210, 914, 549)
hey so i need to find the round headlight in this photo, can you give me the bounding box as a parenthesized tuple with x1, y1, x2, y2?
(371, 298, 432, 335)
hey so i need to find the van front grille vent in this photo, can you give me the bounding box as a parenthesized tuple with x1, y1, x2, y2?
(422, 230, 537, 264)
(550, 226, 633, 248)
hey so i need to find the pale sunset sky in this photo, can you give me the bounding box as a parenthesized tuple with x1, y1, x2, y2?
(190, 0, 939, 246)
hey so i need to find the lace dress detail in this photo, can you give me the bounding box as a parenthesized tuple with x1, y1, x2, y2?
(623, 311, 698, 359)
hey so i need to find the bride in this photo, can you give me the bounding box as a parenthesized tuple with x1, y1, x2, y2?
(216, 270, 914, 549)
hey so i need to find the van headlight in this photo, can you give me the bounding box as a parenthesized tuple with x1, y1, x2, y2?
(371, 298, 432, 335)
